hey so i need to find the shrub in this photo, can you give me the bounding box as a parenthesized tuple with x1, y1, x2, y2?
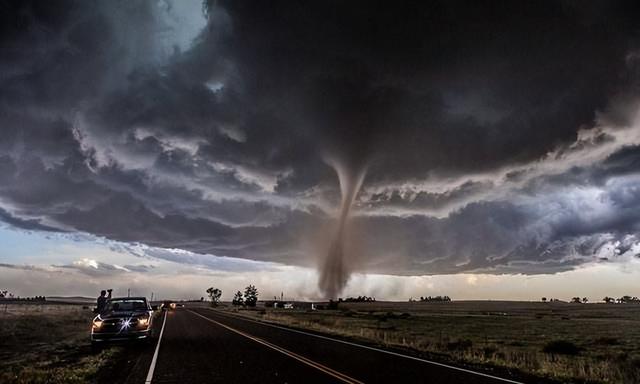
(482, 346, 498, 358)
(542, 340, 581, 355)
(446, 339, 473, 351)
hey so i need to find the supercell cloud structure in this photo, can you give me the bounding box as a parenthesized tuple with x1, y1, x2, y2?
(2, 0, 640, 288)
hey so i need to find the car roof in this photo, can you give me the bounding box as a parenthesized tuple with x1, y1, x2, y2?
(109, 297, 147, 301)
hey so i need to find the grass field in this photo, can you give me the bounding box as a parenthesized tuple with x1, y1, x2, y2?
(0, 303, 123, 384)
(3, 301, 639, 383)
(226, 301, 640, 383)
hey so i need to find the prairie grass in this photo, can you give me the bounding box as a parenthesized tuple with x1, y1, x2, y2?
(231, 301, 640, 383)
(0, 304, 122, 384)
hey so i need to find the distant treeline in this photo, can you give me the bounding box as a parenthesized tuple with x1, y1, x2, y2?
(542, 296, 640, 304)
(0, 295, 46, 302)
(601, 296, 639, 304)
(409, 296, 452, 302)
(1, 290, 47, 301)
(338, 296, 376, 303)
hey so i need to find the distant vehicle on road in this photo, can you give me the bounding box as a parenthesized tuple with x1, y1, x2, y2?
(161, 300, 177, 310)
(91, 297, 157, 344)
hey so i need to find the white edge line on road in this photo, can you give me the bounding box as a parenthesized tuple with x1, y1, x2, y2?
(202, 308, 523, 384)
(145, 310, 168, 384)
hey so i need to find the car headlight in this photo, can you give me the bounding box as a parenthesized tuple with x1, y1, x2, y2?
(92, 317, 103, 329)
(137, 316, 150, 327)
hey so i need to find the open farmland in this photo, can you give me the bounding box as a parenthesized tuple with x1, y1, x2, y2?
(0, 303, 126, 384)
(223, 301, 640, 383)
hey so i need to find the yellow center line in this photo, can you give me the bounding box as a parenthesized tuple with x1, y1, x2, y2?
(187, 309, 365, 384)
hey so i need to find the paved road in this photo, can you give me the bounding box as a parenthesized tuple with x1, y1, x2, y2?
(123, 306, 523, 384)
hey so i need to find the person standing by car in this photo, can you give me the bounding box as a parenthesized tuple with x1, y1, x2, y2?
(96, 289, 112, 313)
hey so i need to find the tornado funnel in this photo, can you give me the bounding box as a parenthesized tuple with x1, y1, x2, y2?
(319, 160, 367, 299)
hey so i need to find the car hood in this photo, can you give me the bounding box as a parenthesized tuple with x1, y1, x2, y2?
(100, 310, 148, 319)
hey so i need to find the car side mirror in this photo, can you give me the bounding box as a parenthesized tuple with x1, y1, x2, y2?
(151, 305, 158, 311)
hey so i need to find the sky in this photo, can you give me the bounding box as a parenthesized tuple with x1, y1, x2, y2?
(1, 0, 640, 301)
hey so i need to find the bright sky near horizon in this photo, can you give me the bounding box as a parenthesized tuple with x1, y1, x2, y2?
(2, 225, 639, 302)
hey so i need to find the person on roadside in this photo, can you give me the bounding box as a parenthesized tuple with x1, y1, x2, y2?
(96, 289, 112, 313)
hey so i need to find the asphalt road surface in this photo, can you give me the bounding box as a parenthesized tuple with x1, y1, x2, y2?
(122, 306, 523, 384)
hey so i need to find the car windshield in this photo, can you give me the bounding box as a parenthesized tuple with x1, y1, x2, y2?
(105, 299, 147, 311)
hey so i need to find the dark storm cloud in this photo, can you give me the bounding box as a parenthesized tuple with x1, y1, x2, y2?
(0, 207, 62, 232)
(1, 0, 640, 279)
(209, 0, 639, 180)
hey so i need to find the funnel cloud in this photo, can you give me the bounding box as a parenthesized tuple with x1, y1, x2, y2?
(320, 159, 368, 298)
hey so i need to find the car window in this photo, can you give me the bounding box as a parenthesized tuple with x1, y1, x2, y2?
(106, 299, 147, 311)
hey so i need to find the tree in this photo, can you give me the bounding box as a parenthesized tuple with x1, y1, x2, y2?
(206, 287, 222, 306)
(541, 297, 547, 303)
(603, 296, 615, 304)
(620, 295, 633, 303)
(244, 285, 258, 307)
(571, 297, 581, 303)
(582, 297, 588, 304)
(232, 291, 244, 306)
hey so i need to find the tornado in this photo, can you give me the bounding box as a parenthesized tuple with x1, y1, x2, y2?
(319, 159, 367, 299)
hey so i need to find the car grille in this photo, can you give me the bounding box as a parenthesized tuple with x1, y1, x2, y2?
(97, 317, 143, 332)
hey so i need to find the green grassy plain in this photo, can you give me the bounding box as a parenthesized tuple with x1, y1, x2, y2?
(228, 301, 640, 383)
(0, 304, 122, 384)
